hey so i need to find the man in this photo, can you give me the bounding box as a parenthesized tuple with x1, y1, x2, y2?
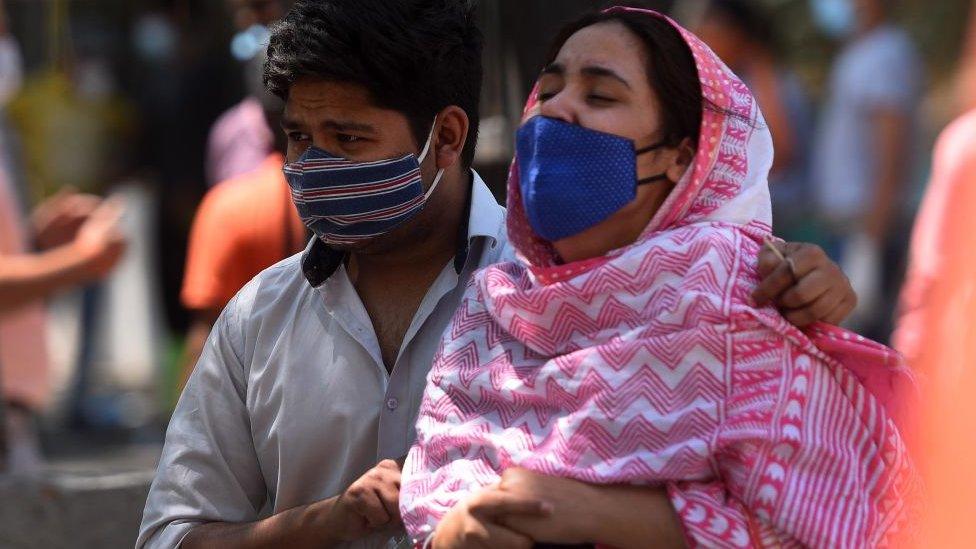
(810, 0, 921, 330)
(138, 2, 856, 548)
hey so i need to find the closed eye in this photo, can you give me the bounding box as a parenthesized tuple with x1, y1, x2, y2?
(587, 94, 616, 103)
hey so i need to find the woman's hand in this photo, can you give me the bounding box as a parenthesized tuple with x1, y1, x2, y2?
(754, 241, 857, 327)
(496, 467, 596, 544)
(498, 468, 687, 549)
(431, 486, 551, 549)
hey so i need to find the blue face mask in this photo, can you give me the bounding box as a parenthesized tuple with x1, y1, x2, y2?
(515, 116, 669, 242)
(283, 122, 444, 247)
(810, 0, 856, 39)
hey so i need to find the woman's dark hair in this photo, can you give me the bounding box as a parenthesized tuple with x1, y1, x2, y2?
(264, 0, 483, 168)
(543, 9, 705, 147)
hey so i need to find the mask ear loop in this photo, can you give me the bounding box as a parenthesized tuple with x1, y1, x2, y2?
(635, 138, 672, 185)
(418, 116, 445, 199)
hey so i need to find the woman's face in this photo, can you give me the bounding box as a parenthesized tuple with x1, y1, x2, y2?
(528, 21, 694, 263)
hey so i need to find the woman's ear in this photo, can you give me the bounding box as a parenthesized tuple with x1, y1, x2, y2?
(666, 137, 696, 183)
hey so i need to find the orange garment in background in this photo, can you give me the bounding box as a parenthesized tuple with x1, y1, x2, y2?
(181, 153, 306, 312)
(894, 111, 976, 547)
(0, 167, 49, 410)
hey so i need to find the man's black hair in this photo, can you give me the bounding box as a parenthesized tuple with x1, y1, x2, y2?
(265, 0, 483, 168)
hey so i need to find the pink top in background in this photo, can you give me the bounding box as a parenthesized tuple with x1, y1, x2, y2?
(205, 96, 274, 187)
(0, 166, 50, 410)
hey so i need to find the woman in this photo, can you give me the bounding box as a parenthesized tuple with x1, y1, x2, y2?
(401, 7, 915, 548)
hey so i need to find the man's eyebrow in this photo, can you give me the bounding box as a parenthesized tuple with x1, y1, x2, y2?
(280, 114, 301, 130)
(321, 119, 378, 134)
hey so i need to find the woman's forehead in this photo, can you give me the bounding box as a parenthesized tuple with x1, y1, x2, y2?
(553, 22, 648, 79)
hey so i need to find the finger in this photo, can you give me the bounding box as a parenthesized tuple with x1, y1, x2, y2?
(823, 294, 857, 326)
(782, 285, 845, 329)
(90, 199, 126, 229)
(66, 194, 102, 215)
(757, 243, 783, 278)
(468, 491, 551, 519)
(752, 261, 794, 306)
(482, 523, 534, 549)
(782, 242, 827, 280)
(778, 269, 832, 310)
(351, 489, 391, 528)
(375, 482, 401, 523)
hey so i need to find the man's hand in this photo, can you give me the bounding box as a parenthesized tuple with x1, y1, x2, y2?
(432, 486, 550, 549)
(328, 458, 403, 543)
(31, 189, 102, 250)
(754, 241, 857, 328)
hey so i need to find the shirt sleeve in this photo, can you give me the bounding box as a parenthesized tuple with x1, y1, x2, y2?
(667, 322, 916, 548)
(136, 294, 267, 549)
(180, 187, 244, 312)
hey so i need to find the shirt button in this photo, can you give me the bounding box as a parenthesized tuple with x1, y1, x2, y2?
(386, 397, 399, 411)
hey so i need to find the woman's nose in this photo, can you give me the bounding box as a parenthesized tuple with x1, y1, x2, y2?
(538, 92, 578, 125)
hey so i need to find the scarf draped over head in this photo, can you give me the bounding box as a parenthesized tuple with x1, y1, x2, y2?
(401, 7, 917, 547)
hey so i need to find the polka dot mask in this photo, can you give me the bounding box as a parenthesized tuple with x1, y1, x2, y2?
(515, 115, 669, 242)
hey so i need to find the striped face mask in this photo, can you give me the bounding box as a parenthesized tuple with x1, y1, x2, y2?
(283, 121, 444, 246)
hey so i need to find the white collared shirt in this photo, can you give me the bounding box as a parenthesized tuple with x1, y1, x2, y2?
(137, 172, 511, 549)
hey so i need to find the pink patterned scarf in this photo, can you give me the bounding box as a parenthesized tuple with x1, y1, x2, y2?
(401, 8, 916, 547)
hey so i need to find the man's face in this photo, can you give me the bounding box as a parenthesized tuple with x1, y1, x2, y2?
(282, 77, 441, 253)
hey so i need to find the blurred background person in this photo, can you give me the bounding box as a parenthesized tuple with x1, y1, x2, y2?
(694, 0, 816, 242)
(894, 106, 976, 549)
(178, 47, 304, 389)
(0, 172, 127, 474)
(0, 0, 128, 473)
(809, 0, 922, 337)
(177, 1, 301, 390)
(205, 0, 289, 187)
(884, 3, 976, 541)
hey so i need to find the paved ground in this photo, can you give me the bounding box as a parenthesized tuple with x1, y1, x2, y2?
(0, 439, 162, 549)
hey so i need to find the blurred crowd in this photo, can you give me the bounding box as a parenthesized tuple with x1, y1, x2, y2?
(0, 0, 973, 515)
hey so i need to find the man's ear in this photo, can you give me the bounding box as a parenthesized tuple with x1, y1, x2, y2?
(432, 105, 469, 172)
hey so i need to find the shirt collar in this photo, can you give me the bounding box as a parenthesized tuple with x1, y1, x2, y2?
(301, 169, 504, 287)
